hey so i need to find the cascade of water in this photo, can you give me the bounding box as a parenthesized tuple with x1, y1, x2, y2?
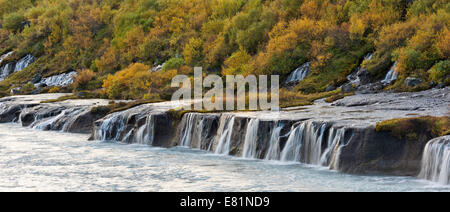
(242, 119, 260, 159)
(31, 110, 66, 130)
(197, 117, 204, 149)
(0, 51, 13, 64)
(309, 124, 327, 165)
(37, 71, 77, 87)
(285, 63, 310, 84)
(133, 115, 156, 145)
(280, 123, 306, 162)
(214, 116, 235, 155)
(264, 124, 283, 160)
(14, 54, 35, 72)
(0, 63, 15, 80)
(60, 108, 86, 132)
(381, 62, 398, 84)
(418, 137, 450, 185)
(96, 114, 126, 141)
(179, 113, 197, 147)
(321, 128, 345, 167)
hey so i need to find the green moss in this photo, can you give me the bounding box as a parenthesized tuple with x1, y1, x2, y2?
(376, 116, 450, 140)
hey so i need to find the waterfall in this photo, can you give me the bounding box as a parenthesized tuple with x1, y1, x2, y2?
(0, 63, 15, 81)
(381, 62, 398, 84)
(264, 124, 283, 160)
(0, 51, 14, 81)
(179, 113, 197, 147)
(31, 110, 67, 131)
(14, 54, 35, 72)
(364, 53, 373, 61)
(214, 116, 235, 155)
(280, 123, 306, 162)
(96, 114, 127, 141)
(242, 119, 260, 159)
(285, 63, 310, 84)
(36, 71, 77, 87)
(133, 115, 155, 145)
(197, 117, 204, 149)
(303, 123, 326, 165)
(418, 136, 450, 185)
(0, 51, 13, 64)
(321, 128, 345, 167)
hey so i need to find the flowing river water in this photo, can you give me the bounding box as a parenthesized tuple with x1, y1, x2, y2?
(1, 123, 448, 192)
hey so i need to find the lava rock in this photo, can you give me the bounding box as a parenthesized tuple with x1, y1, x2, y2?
(405, 77, 423, 87)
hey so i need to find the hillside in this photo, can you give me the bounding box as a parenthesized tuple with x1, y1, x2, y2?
(0, 0, 448, 104)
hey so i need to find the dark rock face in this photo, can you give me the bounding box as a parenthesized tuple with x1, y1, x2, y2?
(405, 77, 423, 87)
(336, 127, 431, 176)
(356, 68, 372, 85)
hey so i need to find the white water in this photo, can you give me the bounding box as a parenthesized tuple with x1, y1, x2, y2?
(14, 54, 35, 72)
(134, 115, 155, 145)
(264, 125, 283, 160)
(242, 119, 260, 159)
(419, 137, 450, 185)
(381, 62, 399, 84)
(0, 51, 13, 63)
(36, 71, 77, 87)
(179, 113, 197, 147)
(0, 123, 447, 192)
(280, 123, 306, 162)
(214, 116, 235, 155)
(285, 63, 310, 84)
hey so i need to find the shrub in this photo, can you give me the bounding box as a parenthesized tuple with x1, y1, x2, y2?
(102, 63, 152, 99)
(3, 12, 25, 32)
(73, 69, 96, 90)
(162, 58, 185, 71)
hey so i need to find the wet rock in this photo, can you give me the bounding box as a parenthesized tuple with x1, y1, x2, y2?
(356, 68, 372, 85)
(356, 82, 384, 94)
(341, 83, 354, 93)
(405, 77, 423, 87)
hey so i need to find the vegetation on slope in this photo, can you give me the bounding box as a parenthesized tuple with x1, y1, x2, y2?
(0, 0, 448, 104)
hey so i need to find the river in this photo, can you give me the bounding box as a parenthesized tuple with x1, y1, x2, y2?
(0, 123, 448, 192)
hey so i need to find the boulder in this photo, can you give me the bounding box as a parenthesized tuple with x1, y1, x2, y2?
(405, 77, 423, 87)
(341, 83, 354, 93)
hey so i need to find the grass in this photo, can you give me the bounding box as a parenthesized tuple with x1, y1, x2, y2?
(90, 99, 164, 115)
(376, 116, 450, 140)
(325, 92, 354, 103)
(279, 88, 341, 108)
